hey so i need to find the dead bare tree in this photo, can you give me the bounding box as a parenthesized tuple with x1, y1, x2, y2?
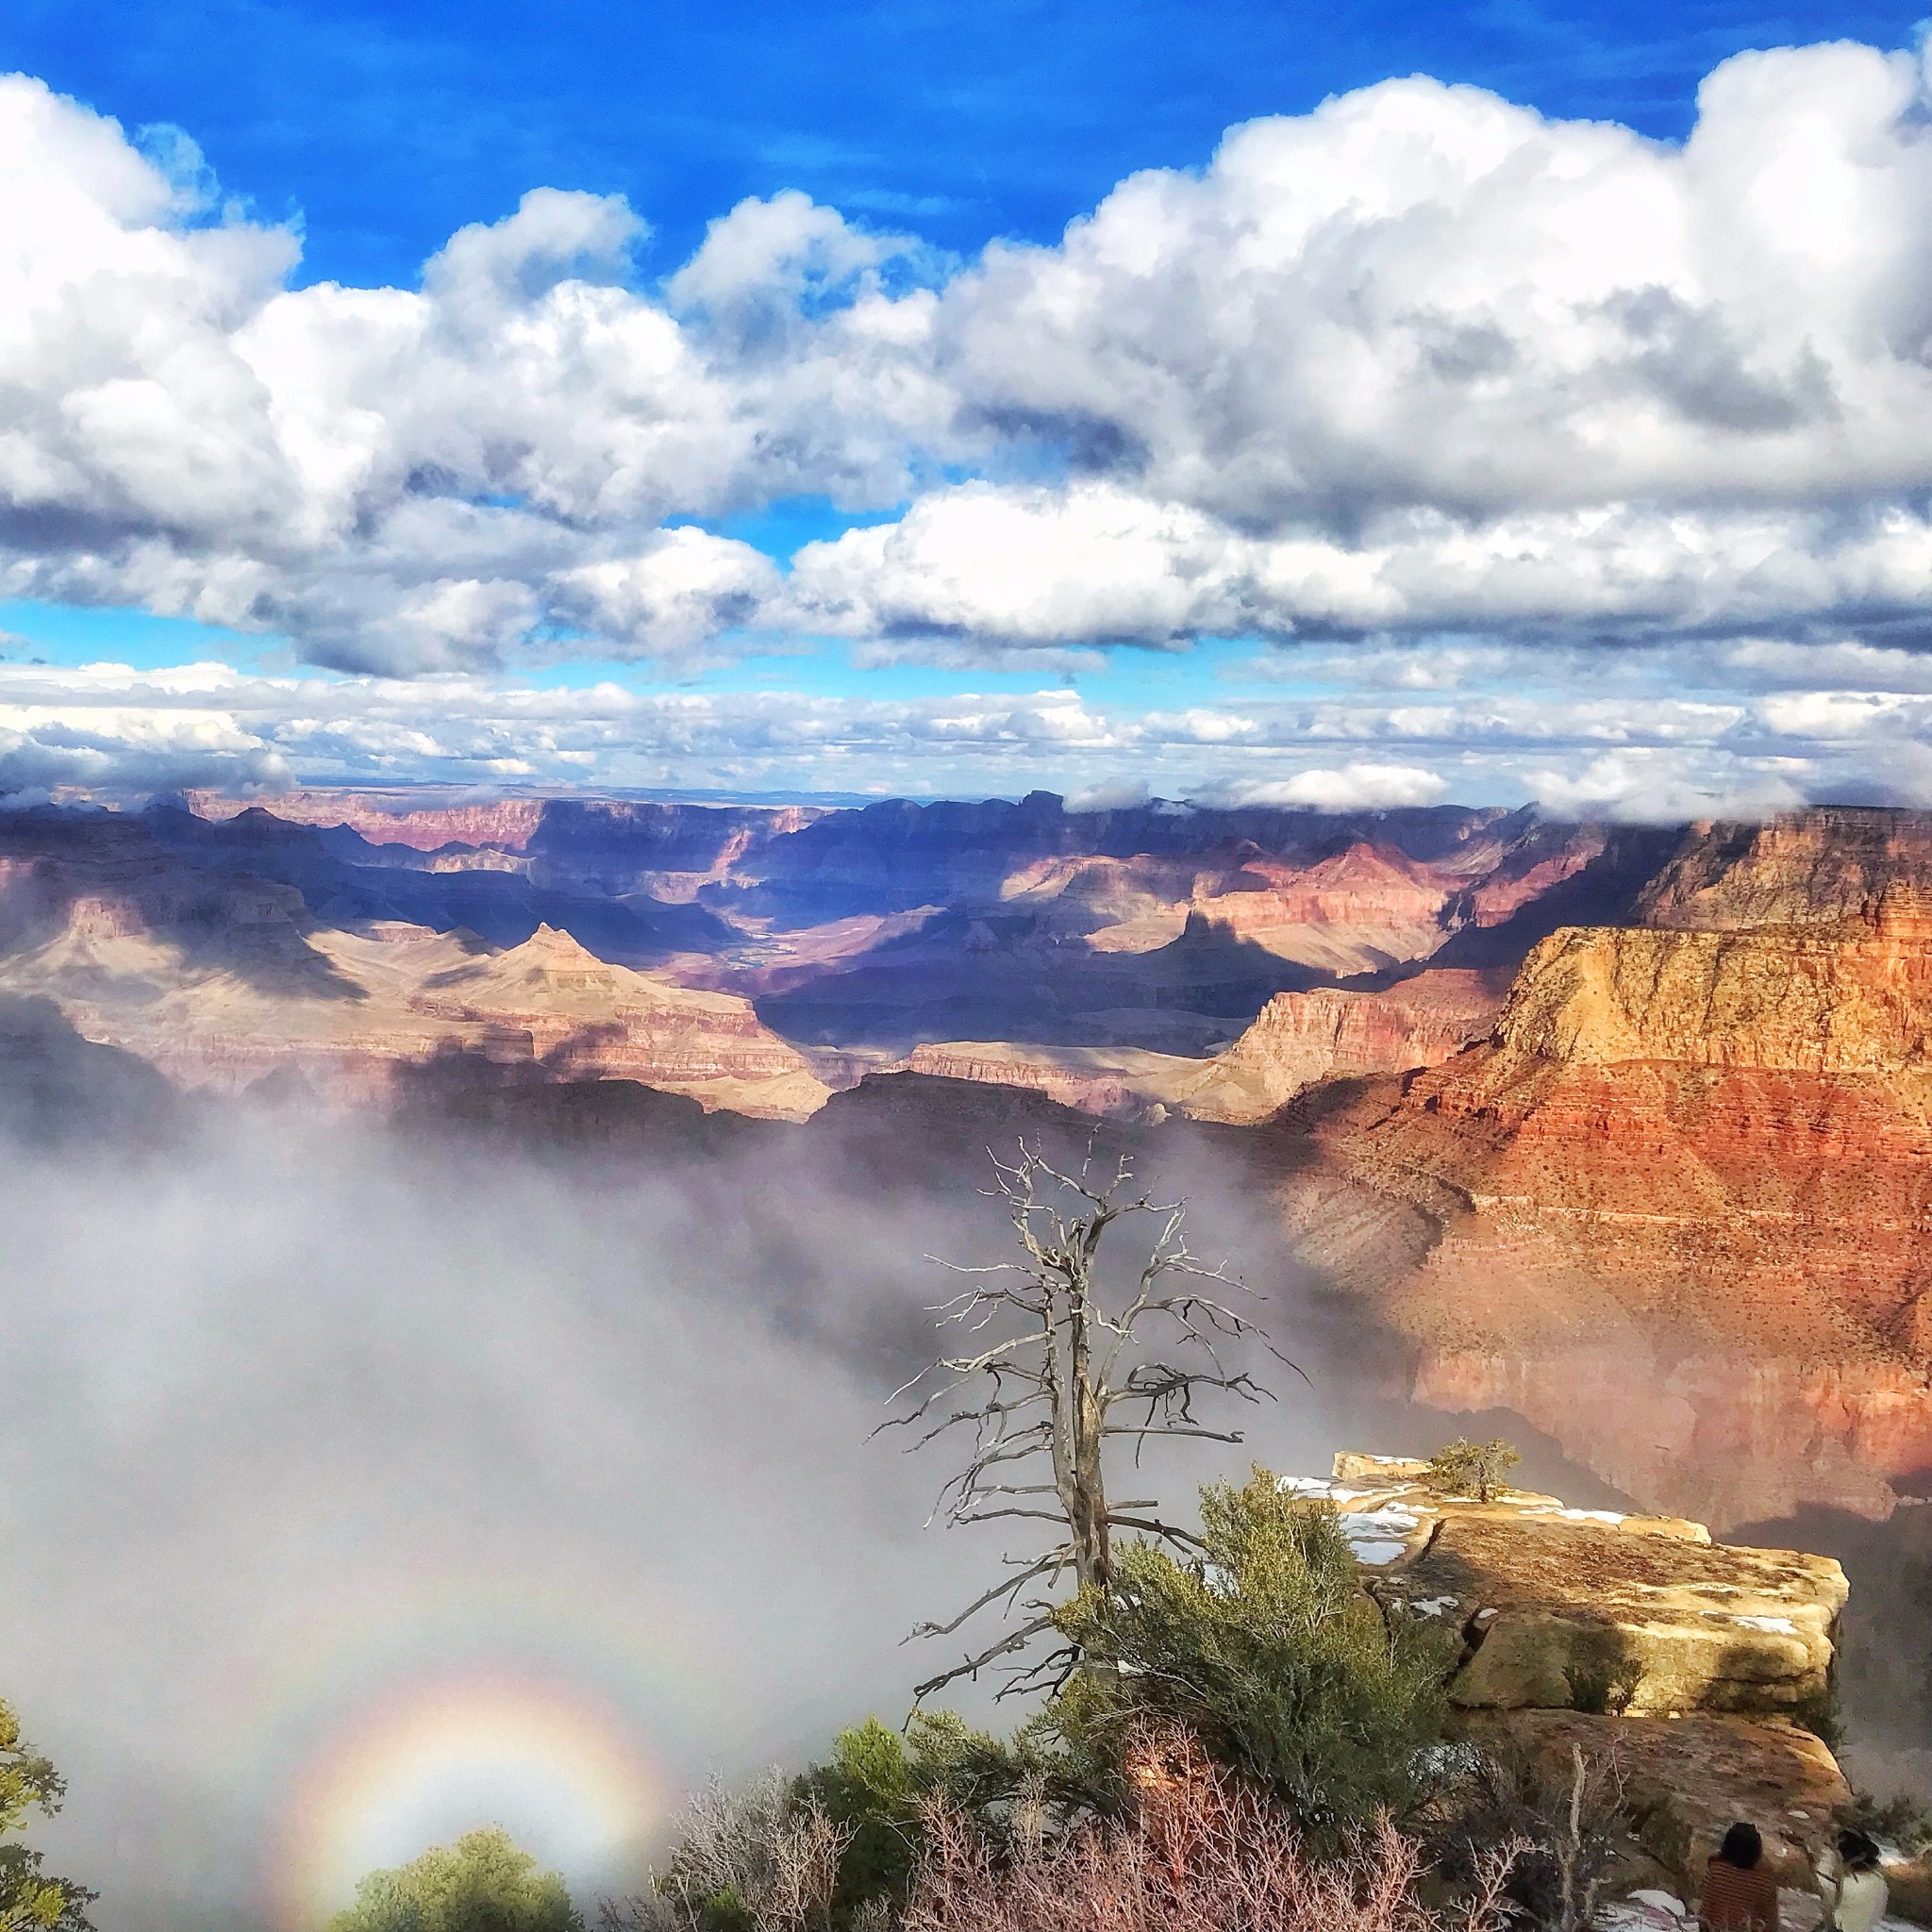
(882, 1140, 1290, 1699)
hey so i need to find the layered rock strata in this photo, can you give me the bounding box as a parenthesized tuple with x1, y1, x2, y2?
(1179, 969, 1507, 1123)
(1637, 808, 1932, 932)
(1277, 887, 1932, 1527)
(187, 790, 551, 852)
(0, 897, 828, 1119)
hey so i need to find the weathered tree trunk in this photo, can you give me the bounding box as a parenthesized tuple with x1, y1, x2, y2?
(889, 1141, 1281, 1698)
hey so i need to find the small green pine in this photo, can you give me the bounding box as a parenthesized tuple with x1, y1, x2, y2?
(1423, 1438, 1522, 1505)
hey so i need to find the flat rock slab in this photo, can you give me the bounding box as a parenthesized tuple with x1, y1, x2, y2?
(1405, 1513, 1844, 1715)
(1285, 1457, 1847, 1718)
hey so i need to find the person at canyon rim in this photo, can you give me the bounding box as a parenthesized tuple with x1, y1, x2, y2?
(1813, 1828, 1890, 1932)
(1696, 1822, 1780, 1932)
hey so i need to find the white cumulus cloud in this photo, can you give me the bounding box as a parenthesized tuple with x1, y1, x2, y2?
(9, 44, 1932, 714)
(1232, 764, 1452, 809)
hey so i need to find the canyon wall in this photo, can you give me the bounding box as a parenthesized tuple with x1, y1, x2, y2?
(1181, 969, 1507, 1123)
(0, 821, 828, 1118)
(185, 789, 553, 851)
(1273, 835, 1932, 1527)
(167, 791, 1627, 1055)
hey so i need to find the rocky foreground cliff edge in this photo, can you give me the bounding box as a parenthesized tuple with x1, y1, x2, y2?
(1296, 1453, 1932, 1923)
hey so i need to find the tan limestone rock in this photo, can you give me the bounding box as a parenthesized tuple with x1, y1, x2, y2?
(1178, 970, 1506, 1124)
(1286, 1457, 1842, 1719)
(1303, 1456, 1867, 1916)
(1403, 1514, 1844, 1716)
(1495, 898, 1932, 1075)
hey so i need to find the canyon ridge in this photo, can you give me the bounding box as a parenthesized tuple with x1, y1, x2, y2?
(2, 791, 1928, 1531)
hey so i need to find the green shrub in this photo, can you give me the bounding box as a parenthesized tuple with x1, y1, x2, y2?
(1423, 1441, 1521, 1505)
(790, 1711, 1065, 1925)
(793, 1718, 943, 1922)
(1561, 1645, 1641, 1717)
(327, 1826, 583, 1932)
(1045, 1468, 1455, 1843)
(0, 1698, 94, 1932)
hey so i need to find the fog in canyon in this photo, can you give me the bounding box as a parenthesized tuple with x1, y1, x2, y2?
(4, 1047, 1925, 1928)
(0, 1068, 1531, 1932)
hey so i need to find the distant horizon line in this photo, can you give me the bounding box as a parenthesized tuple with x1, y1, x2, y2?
(10, 782, 1924, 827)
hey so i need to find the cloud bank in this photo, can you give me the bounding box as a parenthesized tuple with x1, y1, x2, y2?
(6, 641, 1932, 816)
(12, 49, 1932, 808)
(9, 46, 1932, 675)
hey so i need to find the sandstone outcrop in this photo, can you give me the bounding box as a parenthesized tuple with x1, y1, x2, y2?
(0, 883, 830, 1118)
(1000, 836, 1601, 976)
(1274, 865, 1932, 1527)
(1638, 808, 1932, 932)
(1496, 892, 1932, 1073)
(1179, 969, 1507, 1123)
(1286, 1458, 1842, 1719)
(1182, 841, 1466, 973)
(1294, 1455, 1857, 1902)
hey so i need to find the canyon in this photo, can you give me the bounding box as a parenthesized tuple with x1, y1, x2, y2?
(0, 811, 828, 1117)
(2, 791, 1930, 1536)
(1273, 828, 1932, 1529)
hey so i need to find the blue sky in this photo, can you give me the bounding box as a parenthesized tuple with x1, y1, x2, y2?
(4, 1, 1932, 808)
(8, 0, 1914, 287)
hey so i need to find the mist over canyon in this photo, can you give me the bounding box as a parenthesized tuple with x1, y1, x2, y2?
(0, 1061, 1576, 1931)
(1, 787, 1929, 1927)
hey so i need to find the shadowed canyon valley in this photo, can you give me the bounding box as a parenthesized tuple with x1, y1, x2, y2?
(5, 790, 1930, 1535)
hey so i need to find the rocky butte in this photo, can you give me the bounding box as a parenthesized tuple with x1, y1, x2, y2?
(1273, 818, 1932, 1529)
(1294, 1453, 1932, 1922)
(0, 829, 828, 1118)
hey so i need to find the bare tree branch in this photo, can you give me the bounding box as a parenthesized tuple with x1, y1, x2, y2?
(887, 1137, 1299, 1699)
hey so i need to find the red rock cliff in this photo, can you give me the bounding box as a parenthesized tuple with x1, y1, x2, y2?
(1181, 969, 1507, 1124)
(1275, 863, 1932, 1527)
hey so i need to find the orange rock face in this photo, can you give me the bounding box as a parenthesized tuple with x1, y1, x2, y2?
(186, 790, 552, 851)
(1277, 841, 1932, 1528)
(1190, 841, 1459, 964)
(1181, 968, 1507, 1124)
(1639, 808, 1932, 931)
(995, 841, 1465, 970)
